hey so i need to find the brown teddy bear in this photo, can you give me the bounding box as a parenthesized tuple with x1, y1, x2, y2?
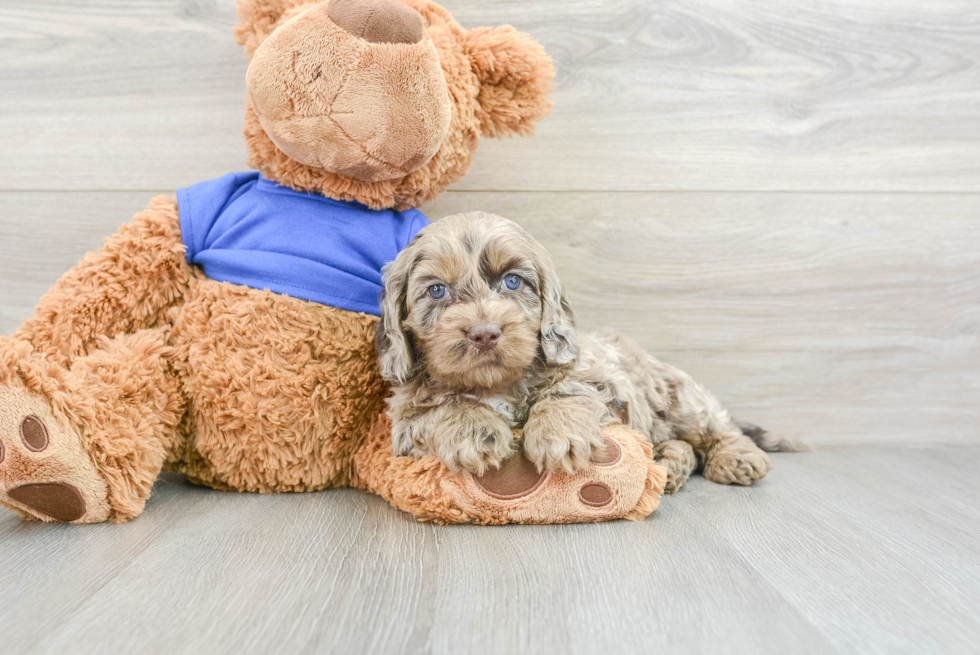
(0, 0, 665, 524)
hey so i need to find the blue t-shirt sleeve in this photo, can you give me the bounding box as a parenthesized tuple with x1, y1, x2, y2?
(177, 172, 260, 262)
(402, 208, 430, 248)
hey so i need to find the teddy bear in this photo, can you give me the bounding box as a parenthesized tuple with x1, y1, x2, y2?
(0, 0, 666, 525)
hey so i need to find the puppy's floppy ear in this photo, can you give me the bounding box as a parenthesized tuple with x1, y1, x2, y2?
(465, 25, 555, 138)
(235, 0, 318, 58)
(376, 250, 417, 384)
(536, 252, 577, 366)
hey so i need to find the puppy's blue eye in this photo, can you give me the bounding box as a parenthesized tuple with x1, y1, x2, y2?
(503, 274, 522, 291)
(429, 283, 446, 299)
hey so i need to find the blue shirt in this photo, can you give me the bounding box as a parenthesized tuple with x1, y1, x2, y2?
(177, 172, 428, 316)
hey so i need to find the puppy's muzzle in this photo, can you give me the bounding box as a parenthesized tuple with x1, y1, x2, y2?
(467, 323, 501, 352)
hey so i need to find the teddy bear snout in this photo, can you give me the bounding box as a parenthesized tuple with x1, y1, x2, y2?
(327, 0, 425, 45)
(245, 0, 451, 183)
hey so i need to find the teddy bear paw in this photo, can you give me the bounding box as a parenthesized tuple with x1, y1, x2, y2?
(463, 426, 664, 523)
(0, 386, 110, 523)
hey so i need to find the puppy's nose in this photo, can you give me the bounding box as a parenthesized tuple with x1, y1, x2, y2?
(467, 323, 502, 351)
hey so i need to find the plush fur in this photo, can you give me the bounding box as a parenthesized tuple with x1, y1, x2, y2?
(377, 213, 805, 492)
(352, 415, 666, 525)
(244, 0, 452, 182)
(238, 0, 555, 210)
(0, 0, 666, 525)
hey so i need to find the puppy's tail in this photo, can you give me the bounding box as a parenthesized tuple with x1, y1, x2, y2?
(737, 421, 809, 453)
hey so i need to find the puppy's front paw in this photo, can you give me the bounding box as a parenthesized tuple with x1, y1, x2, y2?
(392, 421, 424, 458)
(654, 440, 697, 494)
(523, 413, 604, 474)
(431, 412, 516, 476)
(703, 444, 771, 486)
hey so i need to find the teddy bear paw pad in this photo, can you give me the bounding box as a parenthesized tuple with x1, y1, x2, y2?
(8, 482, 86, 522)
(0, 387, 110, 523)
(578, 482, 614, 507)
(472, 451, 546, 499)
(589, 436, 622, 467)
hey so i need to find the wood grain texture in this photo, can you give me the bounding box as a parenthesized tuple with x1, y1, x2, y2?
(1, 2, 979, 652)
(1, 0, 979, 191)
(0, 447, 978, 654)
(4, 190, 976, 446)
(426, 191, 980, 446)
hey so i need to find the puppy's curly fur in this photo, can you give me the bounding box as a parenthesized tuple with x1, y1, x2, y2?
(377, 212, 804, 491)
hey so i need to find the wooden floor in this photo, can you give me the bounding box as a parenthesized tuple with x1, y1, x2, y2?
(1, 0, 979, 653)
(0, 447, 978, 655)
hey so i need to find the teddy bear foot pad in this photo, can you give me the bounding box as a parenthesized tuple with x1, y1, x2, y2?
(0, 386, 110, 523)
(455, 426, 666, 524)
(472, 436, 621, 505)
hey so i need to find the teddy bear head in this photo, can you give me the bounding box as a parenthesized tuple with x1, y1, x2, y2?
(235, 0, 554, 210)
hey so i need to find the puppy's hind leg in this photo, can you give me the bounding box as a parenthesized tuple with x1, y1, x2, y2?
(700, 426, 772, 486)
(653, 439, 697, 494)
(668, 374, 772, 486)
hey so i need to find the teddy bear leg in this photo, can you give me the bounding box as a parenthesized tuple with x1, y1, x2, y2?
(0, 328, 184, 523)
(653, 439, 698, 494)
(13, 195, 190, 370)
(352, 416, 666, 524)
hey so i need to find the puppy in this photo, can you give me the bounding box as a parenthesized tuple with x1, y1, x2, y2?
(376, 212, 803, 493)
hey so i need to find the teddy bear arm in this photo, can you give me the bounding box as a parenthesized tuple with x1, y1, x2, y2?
(13, 195, 193, 369)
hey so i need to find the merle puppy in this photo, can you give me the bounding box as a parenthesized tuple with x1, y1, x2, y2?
(376, 212, 801, 492)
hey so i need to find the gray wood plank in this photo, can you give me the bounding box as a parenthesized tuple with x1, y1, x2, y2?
(1, 447, 978, 654)
(2, 0, 979, 192)
(424, 502, 833, 655)
(685, 446, 980, 655)
(8, 478, 834, 655)
(3, 190, 977, 447)
(426, 190, 980, 447)
(0, 191, 161, 329)
(0, 476, 220, 654)
(23, 484, 438, 655)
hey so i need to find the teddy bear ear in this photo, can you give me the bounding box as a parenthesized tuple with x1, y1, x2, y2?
(465, 25, 556, 138)
(235, 0, 318, 57)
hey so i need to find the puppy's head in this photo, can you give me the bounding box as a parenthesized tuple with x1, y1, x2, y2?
(377, 212, 577, 390)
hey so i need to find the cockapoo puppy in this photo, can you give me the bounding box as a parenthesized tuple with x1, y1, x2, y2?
(376, 212, 802, 492)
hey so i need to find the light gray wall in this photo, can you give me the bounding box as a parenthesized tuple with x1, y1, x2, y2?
(2, 0, 977, 445)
